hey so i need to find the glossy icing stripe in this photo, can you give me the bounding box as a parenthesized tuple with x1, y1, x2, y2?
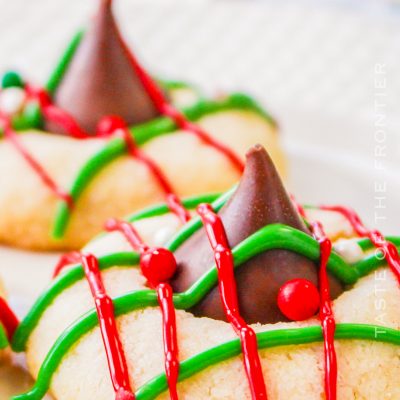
(157, 283, 179, 400)
(0, 114, 73, 208)
(0, 325, 8, 349)
(197, 204, 267, 399)
(106, 220, 180, 399)
(295, 199, 338, 398)
(46, 31, 84, 95)
(0, 297, 19, 341)
(310, 222, 337, 400)
(81, 254, 134, 399)
(52, 251, 82, 278)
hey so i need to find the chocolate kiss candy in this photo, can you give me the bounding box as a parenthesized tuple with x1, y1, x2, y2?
(48, 0, 160, 134)
(171, 145, 344, 324)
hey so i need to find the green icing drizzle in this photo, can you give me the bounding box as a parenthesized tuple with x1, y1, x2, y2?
(13, 322, 400, 400)
(157, 79, 203, 104)
(13, 222, 400, 353)
(107, 196, 400, 284)
(357, 236, 400, 251)
(13, 224, 349, 351)
(160, 79, 199, 91)
(51, 93, 268, 239)
(11, 103, 43, 131)
(0, 325, 8, 349)
(46, 31, 83, 95)
(126, 193, 221, 223)
(89, 193, 222, 244)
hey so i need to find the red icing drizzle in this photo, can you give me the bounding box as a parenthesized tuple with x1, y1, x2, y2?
(290, 196, 337, 399)
(26, 86, 89, 139)
(321, 205, 400, 284)
(52, 251, 82, 278)
(291, 197, 400, 398)
(0, 296, 19, 340)
(196, 203, 267, 400)
(108, 119, 190, 224)
(106, 219, 180, 399)
(115, 28, 244, 173)
(309, 221, 337, 400)
(80, 253, 135, 400)
(157, 282, 179, 400)
(0, 112, 73, 208)
(160, 104, 244, 172)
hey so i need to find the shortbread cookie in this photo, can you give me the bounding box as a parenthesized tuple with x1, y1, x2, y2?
(13, 146, 399, 399)
(0, 0, 282, 251)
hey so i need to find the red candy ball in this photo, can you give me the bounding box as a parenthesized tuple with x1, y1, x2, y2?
(277, 278, 320, 321)
(140, 247, 177, 287)
(96, 115, 127, 137)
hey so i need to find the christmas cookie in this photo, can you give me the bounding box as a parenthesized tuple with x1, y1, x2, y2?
(0, 0, 282, 251)
(12, 145, 399, 400)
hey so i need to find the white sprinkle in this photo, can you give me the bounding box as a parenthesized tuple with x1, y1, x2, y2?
(334, 238, 365, 264)
(0, 87, 26, 115)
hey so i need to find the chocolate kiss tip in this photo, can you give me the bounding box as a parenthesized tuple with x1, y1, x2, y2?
(101, 0, 112, 6)
(172, 144, 344, 324)
(98, 0, 113, 12)
(246, 143, 265, 156)
(243, 143, 279, 176)
(47, 0, 160, 134)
